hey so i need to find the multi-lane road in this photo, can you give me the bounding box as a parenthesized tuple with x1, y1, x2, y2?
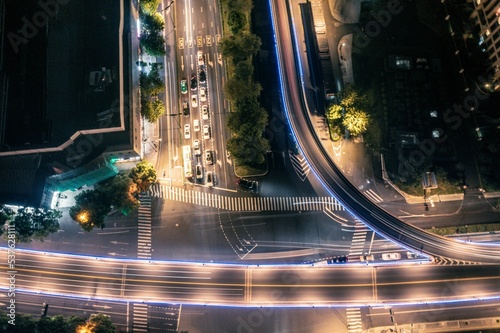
(157, 0, 233, 190)
(2, 248, 500, 307)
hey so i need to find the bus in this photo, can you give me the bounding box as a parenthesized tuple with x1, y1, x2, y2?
(182, 145, 193, 178)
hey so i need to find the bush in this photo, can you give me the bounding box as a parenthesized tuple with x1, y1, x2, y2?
(228, 10, 247, 34)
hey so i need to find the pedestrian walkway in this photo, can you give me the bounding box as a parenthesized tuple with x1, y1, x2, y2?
(132, 303, 149, 333)
(348, 221, 370, 258)
(149, 184, 345, 211)
(346, 307, 363, 333)
(138, 193, 152, 259)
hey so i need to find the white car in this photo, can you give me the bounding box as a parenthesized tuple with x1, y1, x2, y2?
(202, 105, 209, 120)
(203, 125, 211, 140)
(382, 253, 401, 261)
(193, 139, 201, 155)
(206, 171, 213, 187)
(193, 119, 200, 132)
(199, 87, 206, 102)
(191, 95, 198, 108)
(197, 51, 204, 66)
(184, 124, 191, 139)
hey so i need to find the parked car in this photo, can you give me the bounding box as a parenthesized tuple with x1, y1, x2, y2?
(180, 79, 188, 94)
(199, 87, 206, 102)
(237, 178, 254, 190)
(199, 70, 206, 83)
(206, 171, 213, 187)
(191, 95, 198, 108)
(196, 163, 203, 180)
(205, 150, 214, 165)
(202, 105, 209, 120)
(197, 51, 204, 66)
(203, 125, 210, 139)
(382, 253, 401, 260)
(182, 102, 189, 117)
(193, 139, 201, 155)
(184, 124, 191, 139)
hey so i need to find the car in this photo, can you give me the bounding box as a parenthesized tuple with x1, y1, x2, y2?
(206, 171, 213, 187)
(193, 139, 201, 155)
(180, 79, 188, 94)
(190, 74, 197, 90)
(184, 124, 191, 139)
(199, 87, 206, 102)
(407, 252, 419, 259)
(382, 253, 401, 260)
(195, 163, 203, 180)
(203, 125, 210, 139)
(182, 102, 189, 117)
(202, 105, 209, 120)
(193, 119, 200, 132)
(197, 51, 204, 66)
(237, 178, 254, 190)
(199, 70, 206, 83)
(327, 256, 348, 264)
(191, 95, 198, 108)
(360, 255, 374, 262)
(205, 150, 214, 165)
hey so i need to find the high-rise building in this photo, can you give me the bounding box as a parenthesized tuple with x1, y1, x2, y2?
(468, 0, 500, 90)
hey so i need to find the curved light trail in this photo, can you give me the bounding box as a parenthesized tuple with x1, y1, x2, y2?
(268, 0, 500, 264)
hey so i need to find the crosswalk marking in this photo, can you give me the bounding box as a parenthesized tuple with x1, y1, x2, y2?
(138, 193, 152, 259)
(149, 184, 345, 211)
(289, 152, 310, 181)
(133, 303, 149, 332)
(364, 189, 383, 203)
(348, 222, 370, 258)
(346, 307, 363, 333)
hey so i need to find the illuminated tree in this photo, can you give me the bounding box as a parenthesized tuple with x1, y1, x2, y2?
(326, 104, 343, 125)
(76, 314, 116, 333)
(140, 69, 164, 96)
(129, 160, 157, 193)
(342, 108, 370, 136)
(139, 12, 164, 34)
(70, 190, 110, 231)
(139, 0, 161, 15)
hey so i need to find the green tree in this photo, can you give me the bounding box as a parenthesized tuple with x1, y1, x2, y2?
(234, 59, 254, 81)
(38, 315, 68, 333)
(139, 0, 161, 14)
(139, 12, 164, 34)
(70, 189, 111, 231)
(228, 10, 247, 34)
(140, 69, 164, 96)
(340, 86, 368, 110)
(100, 174, 139, 215)
(224, 0, 253, 11)
(227, 135, 269, 166)
(220, 32, 261, 62)
(224, 78, 261, 101)
(142, 99, 165, 122)
(129, 160, 157, 193)
(6, 207, 61, 243)
(0, 205, 14, 238)
(140, 33, 166, 57)
(342, 108, 369, 136)
(326, 104, 343, 125)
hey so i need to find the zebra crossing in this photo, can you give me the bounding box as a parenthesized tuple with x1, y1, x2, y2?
(132, 303, 149, 332)
(138, 193, 152, 259)
(349, 222, 370, 259)
(346, 308, 363, 333)
(364, 189, 383, 203)
(149, 184, 344, 211)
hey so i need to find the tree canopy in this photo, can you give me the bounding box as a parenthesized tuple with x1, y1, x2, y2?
(139, 0, 161, 14)
(2, 206, 62, 243)
(343, 108, 370, 136)
(141, 99, 166, 122)
(76, 314, 116, 333)
(327, 86, 370, 137)
(129, 160, 157, 193)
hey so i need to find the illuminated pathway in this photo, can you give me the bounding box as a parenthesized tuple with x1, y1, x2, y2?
(2, 248, 500, 307)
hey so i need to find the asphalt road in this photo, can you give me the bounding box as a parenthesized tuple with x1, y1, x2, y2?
(2, 249, 500, 307)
